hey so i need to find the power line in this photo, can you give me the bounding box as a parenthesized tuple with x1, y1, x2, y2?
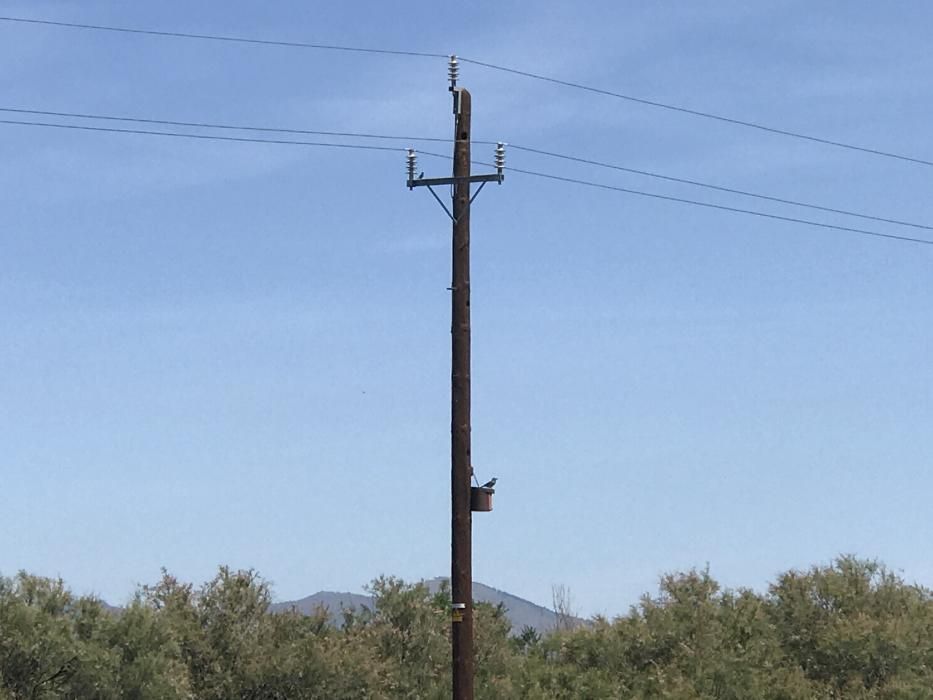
(0, 15, 446, 58)
(0, 107, 455, 144)
(489, 163, 933, 246)
(508, 144, 933, 232)
(3, 107, 927, 232)
(459, 57, 933, 169)
(2, 14, 930, 168)
(0, 118, 408, 152)
(2, 117, 930, 246)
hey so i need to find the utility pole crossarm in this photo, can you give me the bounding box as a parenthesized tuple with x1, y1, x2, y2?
(406, 138, 505, 193)
(408, 172, 503, 189)
(405, 143, 505, 223)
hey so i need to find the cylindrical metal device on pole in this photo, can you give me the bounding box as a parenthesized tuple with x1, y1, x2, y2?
(450, 86, 473, 700)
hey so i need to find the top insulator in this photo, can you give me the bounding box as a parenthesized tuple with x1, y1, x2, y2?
(448, 55, 459, 90)
(495, 142, 506, 182)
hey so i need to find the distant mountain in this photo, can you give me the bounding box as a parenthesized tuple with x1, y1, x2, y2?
(271, 579, 567, 634)
(270, 591, 373, 622)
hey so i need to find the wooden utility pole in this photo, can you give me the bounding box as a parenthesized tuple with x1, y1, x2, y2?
(450, 85, 473, 700)
(406, 56, 505, 700)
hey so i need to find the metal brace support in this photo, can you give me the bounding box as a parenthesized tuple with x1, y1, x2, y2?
(425, 180, 493, 225)
(426, 184, 455, 222)
(406, 145, 505, 223)
(469, 180, 487, 207)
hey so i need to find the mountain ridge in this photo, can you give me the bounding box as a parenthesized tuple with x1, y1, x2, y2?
(270, 578, 566, 634)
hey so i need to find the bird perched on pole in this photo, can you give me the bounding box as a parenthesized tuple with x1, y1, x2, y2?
(481, 477, 497, 489)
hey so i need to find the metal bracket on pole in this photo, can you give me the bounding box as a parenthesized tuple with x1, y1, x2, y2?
(410, 173, 501, 188)
(469, 181, 487, 207)
(426, 184, 455, 222)
(405, 143, 506, 223)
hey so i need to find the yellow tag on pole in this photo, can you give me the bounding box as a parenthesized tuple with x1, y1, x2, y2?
(451, 602, 466, 623)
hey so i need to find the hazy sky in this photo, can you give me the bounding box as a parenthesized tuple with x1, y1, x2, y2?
(1, 1, 931, 617)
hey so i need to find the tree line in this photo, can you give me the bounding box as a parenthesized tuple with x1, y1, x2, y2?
(2, 557, 932, 698)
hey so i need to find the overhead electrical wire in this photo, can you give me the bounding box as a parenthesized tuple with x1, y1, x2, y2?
(0, 15, 446, 58)
(2, 106, 928, 233)
(507, 144, 933, 232)
(2, 117, 931, 247)
(0, 118, 409, 152)
(0, 107, 456, 144)
(2, 14, 932, 168)
(457, 57, 933, 169)
(491, 164, 933, 246)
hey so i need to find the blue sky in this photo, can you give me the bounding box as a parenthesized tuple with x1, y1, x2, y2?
(1, 0, 931, 617)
